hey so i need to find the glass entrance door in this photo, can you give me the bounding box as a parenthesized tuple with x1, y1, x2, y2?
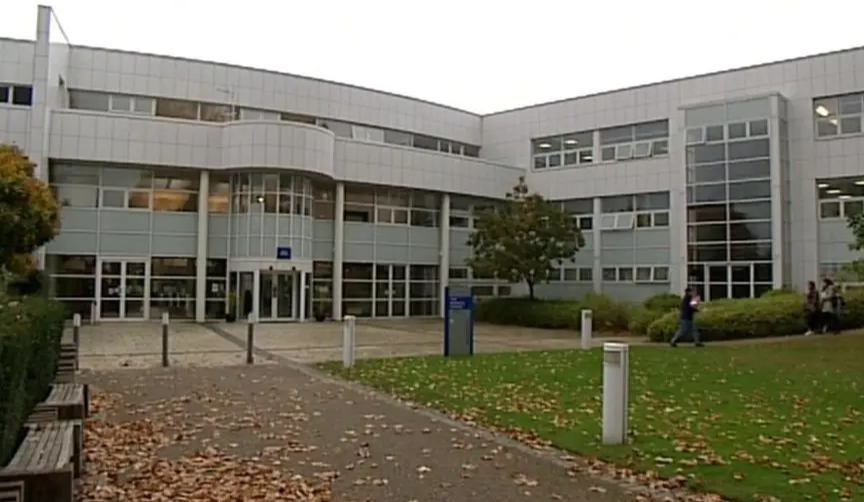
(258, 271, 296, 321)
(691, 262, 775, 301)
(99, 259, 147, 320)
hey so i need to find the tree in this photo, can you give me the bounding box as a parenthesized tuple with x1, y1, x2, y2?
(0, 144, 60, 270)
(466, 176, 585, 300)
(842, 212, 864, 281)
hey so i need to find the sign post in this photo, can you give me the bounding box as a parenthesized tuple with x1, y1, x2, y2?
(444, 287, 475, 357)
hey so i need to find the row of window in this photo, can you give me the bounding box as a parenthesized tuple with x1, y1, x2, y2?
(685, 119, 769, 145)
(601, 266, 670, 283)
(0, 84, 33, 106)
(68, 89, 480, 159)
(687, 180, 771, 205)
(820, 198, 863, 219)
(532, 120, 670, 170)
(688, 242, 772, 262)
(687, 221, 773, 243)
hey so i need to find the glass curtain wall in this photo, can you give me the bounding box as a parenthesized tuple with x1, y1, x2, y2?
(684, 99, 775, 300)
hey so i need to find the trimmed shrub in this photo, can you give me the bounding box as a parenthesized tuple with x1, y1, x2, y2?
(474, 293, 632, 332)
(643, 293, 681, 312)
(760, 288, 798, 298)
(0, 294, 66, 465)
(646, 289, 864, 342)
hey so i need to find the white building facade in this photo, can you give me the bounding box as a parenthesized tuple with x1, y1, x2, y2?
(2, 6, 863, 321)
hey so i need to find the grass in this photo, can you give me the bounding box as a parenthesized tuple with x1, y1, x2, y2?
(321, 335, 864, 502)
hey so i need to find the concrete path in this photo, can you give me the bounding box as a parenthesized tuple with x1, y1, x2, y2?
(78, 364, 651, 502)
(73, 319, 644, 370)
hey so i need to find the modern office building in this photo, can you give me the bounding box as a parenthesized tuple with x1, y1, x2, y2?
(2, 5, 863, 322)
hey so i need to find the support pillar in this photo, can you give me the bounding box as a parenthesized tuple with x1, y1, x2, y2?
(333, 183, 345, 320)
(439, 193, 451, 318)
(195, 170, 210, 322)
(252, 269, 261, 322)
(592, 197, 602, 294)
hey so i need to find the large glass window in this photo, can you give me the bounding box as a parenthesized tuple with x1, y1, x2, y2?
(150, 257, 196, 320)
(205, 258, 228, 319)
(599, 120, 669, 163)
(409, 265, 439, 316)
(532, 131, 594, 170)
(46, 254, 97, 320)
(0, 84, 33, 107)
(209, 174, 230, 213)
(599, 192, 669, 230)
(231, 174, 312, 216)
(817, 177, 864, 219)
(685, 112, 774, 300)
(814, 93, 864, 138)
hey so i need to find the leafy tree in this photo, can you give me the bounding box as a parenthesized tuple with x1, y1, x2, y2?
(467, 176, 585, 300)
(0, 144, 60, 270)
(842, 212, 864, 281)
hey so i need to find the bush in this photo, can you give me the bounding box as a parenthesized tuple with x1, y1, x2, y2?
(646, 289, 864, 343)
(0, 293, 66, 465)
(643, 293, 681, 311)
(474, 293, 633, 332)
(760, 288, 798, 298)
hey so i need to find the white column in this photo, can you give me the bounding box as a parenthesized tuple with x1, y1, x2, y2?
(333, 183, 345, 320)
(298, 271, 306, 321)
(439, 194, 451, 318)
(195, 170, 210, 322)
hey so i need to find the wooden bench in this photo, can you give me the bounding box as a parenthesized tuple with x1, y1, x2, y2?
(0, 423, 74, 502)
(59, 343, 78, 371)
(24, 412, 83, 480)
(0, 481, 24, 502)
(33, 384, 88, 421)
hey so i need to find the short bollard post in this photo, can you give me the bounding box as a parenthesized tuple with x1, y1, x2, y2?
(580, 309, 592, 350)
(72, 313, 81, 370)
(246, 314, 256, 364)
(342, 315, 356, 368)
(161, 312, 170, 368)
(72, 313, 81, 347)
(602, 342, 630, 445)
(90, 301, 96, 325)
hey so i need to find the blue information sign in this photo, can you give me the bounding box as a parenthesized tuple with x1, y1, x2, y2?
(276, 246, 292, 259)
(444, 286, 475, 357)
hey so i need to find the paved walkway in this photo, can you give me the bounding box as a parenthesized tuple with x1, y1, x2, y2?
(78, 364, 652, 502)
(73, 319, 643, 370)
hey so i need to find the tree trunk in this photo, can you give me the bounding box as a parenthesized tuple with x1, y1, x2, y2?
(527, 280, 535, 301)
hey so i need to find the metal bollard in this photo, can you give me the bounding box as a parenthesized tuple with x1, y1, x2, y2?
(161, 312, 170, 367)
(90, 301, 96, 325)
(72, 313, 81, 347)
(580, 309, 593, 350)
(602, 342, 630, 445)
(246, 314, 256, 364)
(342, 315, 356, 368)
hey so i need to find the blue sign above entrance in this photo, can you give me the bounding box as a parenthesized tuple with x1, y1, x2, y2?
(276, 247, 292, 259)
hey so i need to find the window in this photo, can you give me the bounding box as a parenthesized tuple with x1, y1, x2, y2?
(46, 254, 97, 320)
(532, 131, 594, 170)
(601, 267, 637, 282)
(200, 102, 237, 122)
(601, 192, 669, 230)
(449, 267, 469, 279)
(384, 130, 413, 146)
(240, 108, 280, 121)
(815, 94, 863, 138)
(353, 125, 385, 142)
(563, 267, 593, 282)
(0, 84, 33, 106)
(599, 213, 635, 230)
(155, 98, 199, 120)
(281, 112, 317, 124)
(110, 94, 155, 115)
(599, 120, 668, 163)
(636, 266, 670, 283)
(818, 177, 864, 219)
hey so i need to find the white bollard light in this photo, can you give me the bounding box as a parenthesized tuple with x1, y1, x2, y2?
(602, 342, 630, 445)
(342, 315, 357, 368)
(580, 309, 593, 350)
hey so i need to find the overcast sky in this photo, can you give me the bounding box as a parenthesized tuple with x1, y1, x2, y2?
(3, 0, 863, 114)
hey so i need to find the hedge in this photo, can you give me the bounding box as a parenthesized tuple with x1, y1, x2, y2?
(0, 294, 67, 465)
(474, 293, 633, 331)
(646, 289, 864, 342)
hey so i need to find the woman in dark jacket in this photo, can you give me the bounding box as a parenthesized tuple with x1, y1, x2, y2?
(804, 281, 820, 336)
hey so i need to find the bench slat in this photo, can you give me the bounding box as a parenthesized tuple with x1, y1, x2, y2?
(5, 423, 73, 474)
(0, 480, 23, 502)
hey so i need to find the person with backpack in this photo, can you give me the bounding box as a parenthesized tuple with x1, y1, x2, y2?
(670, 287, 704, 348)
(804, 281, 821, 336)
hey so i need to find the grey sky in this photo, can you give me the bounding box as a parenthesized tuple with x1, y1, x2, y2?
(3, 0, 862, 114)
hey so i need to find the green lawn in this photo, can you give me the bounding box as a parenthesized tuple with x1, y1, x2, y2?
(321, 336, 864, 502)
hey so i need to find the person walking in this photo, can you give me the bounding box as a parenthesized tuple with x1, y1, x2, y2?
(819, 278, 843, 335)
(804, 281, 821, 336)
(670, 287, 703, 348)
